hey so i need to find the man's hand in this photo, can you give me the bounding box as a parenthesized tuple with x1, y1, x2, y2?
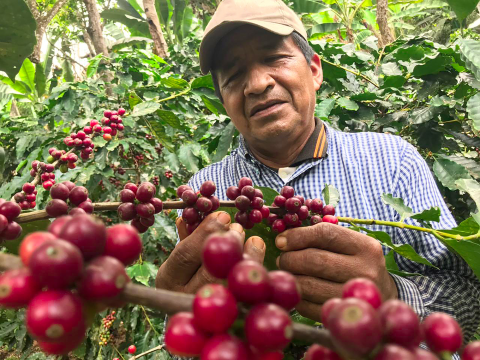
(156, 211, 266, 294)
(275, 222, 398, 322)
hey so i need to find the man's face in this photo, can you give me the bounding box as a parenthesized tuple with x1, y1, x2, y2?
(213, 26, 323, 147)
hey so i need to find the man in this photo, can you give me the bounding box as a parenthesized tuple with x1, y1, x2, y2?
(156, 0, 480, 343)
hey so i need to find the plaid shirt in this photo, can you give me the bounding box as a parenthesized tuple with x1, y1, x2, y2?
(181, 121, 480, 341)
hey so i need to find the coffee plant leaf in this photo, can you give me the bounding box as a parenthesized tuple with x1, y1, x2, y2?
(322, 184, 340, 207)
(132, 101, 161, 116)
(101, 8, 150, 37)
(381, 194, 413, 222)
(18, 59, 35, 93)
(126, 262, 158, 286)
(292, 0, 330, 13)
(212, 121, 236, 163)
(467, 92, 480, 131)
(337, 97, 359, 111)
(455, 178, 480, 212)
(385, 251, 423, 277)
(433, 157, 472, 191)
(441, 216, 480, 237)
(458, 39, 480, 81)
(350, 224, 437, 268)
(87, 54, 103, 78)
(446, 0, 480, 22)
(315, 99, 336, 119)
(443, 238, 480, 279)
(0, 0, 36, 81)
(411, 207, 441, 222)
(156, 109, 182, 129)
(191, 75, 214, 90)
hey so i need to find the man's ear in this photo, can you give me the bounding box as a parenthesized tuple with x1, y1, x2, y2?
(310, 53, 323, 91)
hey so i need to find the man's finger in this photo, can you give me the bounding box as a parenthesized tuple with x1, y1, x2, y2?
(229, 223, 245, 243)
(176, 217, 189, 241)
(243, 236, 266, 264)
(184, 265, 220, 294)
(294, 275, 342, 304)
(157, 211, 231, 287)
(295, 299, 323, 323)
(276, 248, 355, 282)
(275, 223, 368, 255)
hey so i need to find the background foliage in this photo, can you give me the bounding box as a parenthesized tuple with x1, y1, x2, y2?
(0, 0, 480, 359)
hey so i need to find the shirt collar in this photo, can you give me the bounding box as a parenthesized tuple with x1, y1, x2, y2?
(237, 117, 328, 166)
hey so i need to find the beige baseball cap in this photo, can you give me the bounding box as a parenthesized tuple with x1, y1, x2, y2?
(199, 0, 308, 74)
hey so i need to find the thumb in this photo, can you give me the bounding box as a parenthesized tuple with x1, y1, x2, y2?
(243, 236, 266, 264)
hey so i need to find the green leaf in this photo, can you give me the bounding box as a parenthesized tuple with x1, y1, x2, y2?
(126, 262, 158, 286)
(18, 58, 35, 93)
(443, 238, 480, 279)
(182, 6, 193, 40)
(309, 23, 342, 36)
(381, 62, 403, 76)
(412, 55, 452, 77)
(35, 63, 46, 97)
(322, 184, 340, 207)
(173, 0, 186, 43)
(0, 147, 5, 175)
(433, 158, 471, 191)
(16, 135, 36, 159)
(441, 216, 480, 236)
(446, 0, 480, 22)
(213, 122, 236, 163)
(117, 0, 144, 19)
(443, 155, 480, 180)
(0, 0, 37, 81)
(409, 106, 442, 124)
(458, 39, 480, 81)
(292, 0, 330, 13)
(129, 91, 143, 109)
(87, 54, 103, 78)
(191, 75, 214, 89)
(351, 225, 437, 268)
(382, 75, 406, 89)
(101, 8, 150, 36)
(411, 207, 441, 222)
(156, 0, 172, 26)
(132, 101, 161, 116)
(201, 95, 226, 115)
(62, 59, 74, 82)
(0, 75, 28, 95)
(164, 149, 180, 172)
(110, 37, 153, 52)
(155, 109, 181, 129)
(455, 178, 480, 212)
(315, 99, 336, 119)
(178, 144, 200, 172)
(381, 194, 413, 222)
(385, 251, 423, 277)
(467, 93, 480, 132)
(337, 97, 359, 111)
(160, 77, 189, 89)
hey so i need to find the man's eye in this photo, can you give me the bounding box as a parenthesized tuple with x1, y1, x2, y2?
(266, 55, 284, 62)
(227, 71, 240, 84)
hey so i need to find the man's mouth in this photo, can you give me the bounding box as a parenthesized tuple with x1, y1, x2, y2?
(250, 100, 285, 117)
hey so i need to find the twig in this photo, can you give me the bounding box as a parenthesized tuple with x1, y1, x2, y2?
(140, 305, 162, 338)
(320, 57, 380, 88)
(129, 345, 164, 360)
(112, 344, 126, 360)
(46, 37, 87, 70)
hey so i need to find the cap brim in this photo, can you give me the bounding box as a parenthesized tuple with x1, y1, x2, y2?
(200, 20, 294, 75)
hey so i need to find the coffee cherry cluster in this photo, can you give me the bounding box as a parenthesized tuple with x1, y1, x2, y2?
(164, 170, 173, 179)
(64, 129, 95, 160)
(179, 181, 220, 234)
(165, 231, 300, 358)
(30, 160, 56, 190)
(0, 200, 22, 241)
(266, 186, 338, 233)
(45, 182, 93, 218)
(305, 278, 464, 359)
(226, 177, 270, 230)
(99, 311, 116, 346)
(14, 182, 38, 210)
(99, 108, 125, 141)
(46, 148, 67, 165)
(117, 182, 163, 233)
(0, 217, 143, 355)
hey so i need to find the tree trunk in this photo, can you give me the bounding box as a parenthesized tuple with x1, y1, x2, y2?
(26, 0, 69, 64)
(376, 0, 394, 46)
(82, 0, 109, 56)
(143, 0, 169, 58)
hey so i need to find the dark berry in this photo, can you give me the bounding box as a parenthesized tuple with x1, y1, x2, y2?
(251, 197, 264, 210)
(165, 312, 209, 356)
(260, 206, 270, 219)
(254, 189, 264, 199)
(280, 186, 295, 199)
(0, 201, 21, 221)
(176, 185, 192, 198)
(374, 345, 415, 360)
(323, 205, 335, 216)
(272, 219, 286, 233)
(136, 203, 155, 218)
(283, 213, 298, 226)
(268, 271, 300, 310)
(2, 222, 22, 240)
(0, 214, 8, 233)
(118, 203, 136, 221)
(310, 215, 322, 225)
(182, 190, 197, 206)
(461, 342, 480, 360)
(62, 181, 75, 191)
(200, 181, 216, 197)
(104, 224, 142, 265)
(241, 185, 256, 200)
(234, 211, 248, 226)
(196, 197, 213, 213)
(47, 216, 72, 238)
(274, 195, 286, 208)
(182, 207, 199, 225)
(120, 189, 135, 203)
(50, 183, 70, 201)
(69, 186, 88, 206)
(136, 183, 156, 203)
(238, 177, 253, 190)
(235, 195, 251, 211)
(69, 208, 86, 216)
(140, 216, 155, 227)
(320, 298, 342, 329)
(309, 199, 323, 214)
(45, 199, 69, 218)
(23, 183, 35, 194)
(131, 218, 149, 233)
(209, 196, 220, 211)
(304, 344, 342, 360)
(249, 209, 263, 224)
(298, 205, 309, 220)
(226, 186, 240, 200)
(285, 197, 302, 213)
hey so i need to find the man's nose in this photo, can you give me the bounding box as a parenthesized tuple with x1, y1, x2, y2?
(243, 64, 275, 97)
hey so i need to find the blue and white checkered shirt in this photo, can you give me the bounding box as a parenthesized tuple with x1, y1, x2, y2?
(180, 121, 480, 341)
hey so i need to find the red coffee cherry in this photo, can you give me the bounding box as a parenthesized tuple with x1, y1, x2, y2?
(124, 182, 138, 194)
(285, 197, 302, 213)
(251, 197, 264, 210)
(45, 199, 69, 218)
(320, 298, 342, 329)
(2, 221, 22, 240)
(50, 183, 70, 201)
(272, 219, 286, 233)
(119, 189, 136, 203)
(140, 216, 155, 227)
(412, 349, 439, 360)
(304, 344, 342, 360)
(200, 180, 216, 197)
(241, 185, 256, 200)
(0, 268, 41, 308)
(201, 334, 249, 360)
(310, 215, 322, 225)
(19, 231, 56, 266)
(38, 330, 85, 355)
(0, 201, 21, 221)
(309, 199, 323, 214)
(128, 345, 137, 354)
(104, 224, 142, 265)
(131, 218, 149, 234)
(181, 190, 197, 206)
(62, 181, 75, 191)
(77, 200, 94, 214)
(273, 195, 286, 208)
(327, 298, 382, 356)
(69, 208, 86, 216)
(228, 260, 270, 304)
(136, 182, 156, 203)
(30, 239, 84, 289)
(117, 202, 136, 221)
(118, 108, 126, 116)
(165, 312, 209, 357)
(238, 177, 253, 190)
(322, 215, 338, 224)
(235, 195, 251, 211)
(202, 232, 243, 279)
(23, 183, 35, 194)
(195, 197, 213, 213)
(249, 209, 263, 224)
(268, 271, 300, 311)
(26, 290, 86, 342)
(149, 198, 163, 213)
(136, 202, 155, 218)
(47, 216, 72, 238)
(193, 284, 238, 333)
(422, 313, 463, 353)
(374, 345, 415, 360)
(77, 256, 130, 301)
(68, 186, 88, 206)
(59, 215, 107, 260)
(379, 300, 421, 348)
(323, 205, 336, 216)
(245, 304, 293, 352)
(461, 341, 480, 360)
(342, 278, 382, 309)
(176, 185, 192, 198)
(280, 186, 295, 199)
(226, 186, 240, 200)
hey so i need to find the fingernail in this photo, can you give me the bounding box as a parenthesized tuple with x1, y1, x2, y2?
(252, 237, 265, 250)
(276, 236, 287, 249)
(217, 212, 231, 225)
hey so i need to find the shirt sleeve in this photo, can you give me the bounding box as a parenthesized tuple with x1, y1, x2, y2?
(390, 141, 480, 342)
